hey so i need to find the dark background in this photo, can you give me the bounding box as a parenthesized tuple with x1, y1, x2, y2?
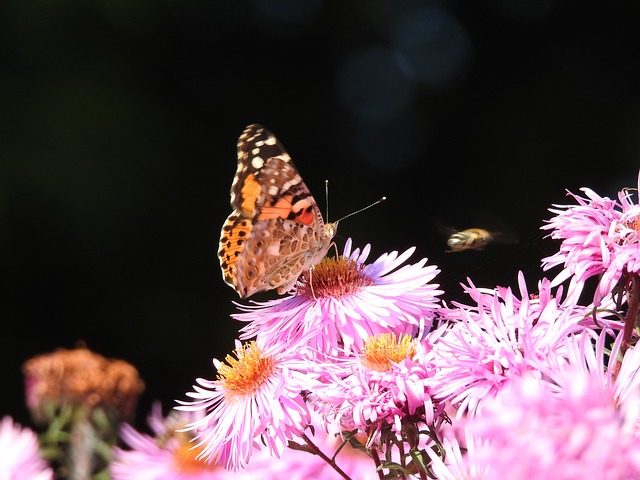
(2, 0, 640, 427)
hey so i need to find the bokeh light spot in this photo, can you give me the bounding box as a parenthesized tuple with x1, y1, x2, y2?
(338, 47, 414, 123)
(390, 5, 472, 87)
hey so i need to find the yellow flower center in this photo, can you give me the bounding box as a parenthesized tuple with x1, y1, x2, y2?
(217, 342, 275, 397)
(360, 333, 416, 371)
(297, 256, 374, 299)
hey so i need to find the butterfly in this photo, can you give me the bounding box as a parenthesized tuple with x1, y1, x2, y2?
(218, 124, 337, 298)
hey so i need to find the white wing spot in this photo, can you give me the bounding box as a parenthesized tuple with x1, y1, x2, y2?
(252, 156, 265, 169)
(265, 135, 277, 146)
(252, 148, 260, 155)
(234, 164, 246, 177)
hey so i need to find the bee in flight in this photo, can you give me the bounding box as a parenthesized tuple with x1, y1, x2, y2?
(446, 228, 495, 252)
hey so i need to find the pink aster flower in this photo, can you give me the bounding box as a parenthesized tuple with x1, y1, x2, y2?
(175, 339, 313, 470)
(542, 171, 640, 306)
(429, 272, 593, 416)
(111, 403, 227, 480)
(235, 239, 442, 355)
(429, 329, 640, 480)
(0, 416, 53, 480)
(313, 333, 439, 434)
(310, 332, 448, 477)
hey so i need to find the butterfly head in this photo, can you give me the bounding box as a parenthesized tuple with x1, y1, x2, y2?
(324, 222, 338, 239)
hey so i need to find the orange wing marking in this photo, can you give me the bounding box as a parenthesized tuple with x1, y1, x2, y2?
(256, 196, 315, 225)
(239, 174, 261, 217)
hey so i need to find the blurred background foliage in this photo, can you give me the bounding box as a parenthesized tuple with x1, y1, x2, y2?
(2, 0, 640, 426)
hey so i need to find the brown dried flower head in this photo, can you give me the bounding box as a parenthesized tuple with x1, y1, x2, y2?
(23, 347, 145, 422)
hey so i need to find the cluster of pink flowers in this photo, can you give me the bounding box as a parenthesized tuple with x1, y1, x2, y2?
(173, 240, 446, 476)
(105, 171, 640, 479)
(429, 330, 640, 479)
(428, 273, 592, 416)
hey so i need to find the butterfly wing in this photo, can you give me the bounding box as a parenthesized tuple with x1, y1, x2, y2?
(229, 124, 291, 217)
(218, 124, 335, 298)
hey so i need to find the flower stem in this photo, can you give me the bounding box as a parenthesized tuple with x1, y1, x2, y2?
(301, 432, 352, 480)
(69, 407, 95, 480)
(397, 441, 407, 479)
(370, 445, 385, 480)
(613, 274, 640, 380)
(622, 274, 640, 354)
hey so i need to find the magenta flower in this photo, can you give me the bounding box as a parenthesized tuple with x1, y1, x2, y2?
(313, 333, 439, 434)
(429, 329, 640, 480)
(0, 416, 53, 480)
(111, 403, 228, 480)
(309, 332, 449, 472)
(429, 272, 592, 416)
(234, 239, 442, 355)
(542, 172, 640, 305)
(175, 339, 313, 470)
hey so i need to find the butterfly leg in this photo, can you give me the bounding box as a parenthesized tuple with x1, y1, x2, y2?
(307, 265, 318, 301)
(329, 241, 340, 260)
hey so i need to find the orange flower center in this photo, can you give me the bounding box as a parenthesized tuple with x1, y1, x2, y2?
(172, 443, 219, 473)
(625, 215, 640, 232)
(217, 342, 275, 397)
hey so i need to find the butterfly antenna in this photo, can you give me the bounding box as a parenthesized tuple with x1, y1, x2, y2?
(335, 196, 387, 224)
(325, 179, 330, 221)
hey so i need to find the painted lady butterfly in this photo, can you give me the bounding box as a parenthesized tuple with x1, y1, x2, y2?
(218, 124, 337, 298)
